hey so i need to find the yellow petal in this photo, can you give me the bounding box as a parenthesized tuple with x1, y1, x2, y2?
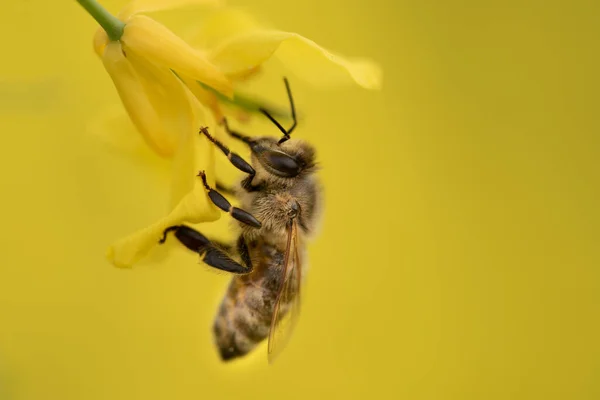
(124, 47, 197, 157)
(107, 95, 222, 268)
(94, 46, 196, 161)
(209, 30, 382, 90)
(101, 41, 176, 157)
(107, 132, 221, 268)
(85, 103, 169, 171)
(178, 74, 223, 121)
(119, 0, 224, 21)
(185, 8, 261, 50)
(93, 28, 109, 57)
(122, 15, 233, 97)
(168, 85, 215, 208)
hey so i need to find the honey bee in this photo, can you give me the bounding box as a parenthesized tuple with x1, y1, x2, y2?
(159, 79, 321, 362)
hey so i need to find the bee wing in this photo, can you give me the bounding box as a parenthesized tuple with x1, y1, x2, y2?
(267, 219, 302, 363)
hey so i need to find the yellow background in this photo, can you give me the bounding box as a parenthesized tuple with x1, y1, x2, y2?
(1, 0, 599, 399)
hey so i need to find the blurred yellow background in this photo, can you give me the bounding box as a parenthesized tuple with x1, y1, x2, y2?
(1, 0, 599, 399)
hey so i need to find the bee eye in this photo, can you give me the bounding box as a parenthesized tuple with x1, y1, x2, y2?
(264, 151, 300, 177)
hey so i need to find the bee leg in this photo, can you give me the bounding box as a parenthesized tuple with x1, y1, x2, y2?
(159, 225, 253, 274)
(236, 235, 252, 270)
(199, 127, 255, 177)
(201, 126, 263, 193)
(220, 117, 253, 145)
(240, 175, 264, 192)
(211, 240, 234, 254)
(198, 171, 262, 229)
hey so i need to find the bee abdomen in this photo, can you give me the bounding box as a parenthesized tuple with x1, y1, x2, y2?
(213, 283, 274, 361)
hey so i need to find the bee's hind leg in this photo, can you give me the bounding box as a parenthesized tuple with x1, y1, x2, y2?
(159, 225, 253, 274)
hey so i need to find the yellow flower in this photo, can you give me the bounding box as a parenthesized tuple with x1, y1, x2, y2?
(80, 0, 382, 268)
(80, 0, 230, 267)
(92, 0, 231, 157)
(181, 7, 383, 120)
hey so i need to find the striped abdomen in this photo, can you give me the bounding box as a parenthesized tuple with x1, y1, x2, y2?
(212, 244, 287, 361)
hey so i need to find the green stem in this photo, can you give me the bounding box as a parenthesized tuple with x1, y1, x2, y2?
(76, 0, 125, 41)
(197, 81, 290, 119)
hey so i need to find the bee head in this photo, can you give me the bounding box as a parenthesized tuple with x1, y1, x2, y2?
(238, 78, 316, 179)
(249, 137, 316, 178)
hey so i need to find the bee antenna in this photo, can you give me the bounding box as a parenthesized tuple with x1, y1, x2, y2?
(260, 77, 297, 145)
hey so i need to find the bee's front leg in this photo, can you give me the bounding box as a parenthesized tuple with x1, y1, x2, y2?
(200, 127, 264, 193)
(200, 126, 256, 177)
(240, 175, 264, 192)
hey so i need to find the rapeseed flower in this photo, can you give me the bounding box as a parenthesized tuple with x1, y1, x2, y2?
(78, 0, 227, 267)
(77, 0, 381, 268)
(178, 7, 382, 120)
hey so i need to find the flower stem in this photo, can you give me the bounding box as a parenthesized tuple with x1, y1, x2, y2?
(76, 0, 124, 41)
(198, 81, 290, 119)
